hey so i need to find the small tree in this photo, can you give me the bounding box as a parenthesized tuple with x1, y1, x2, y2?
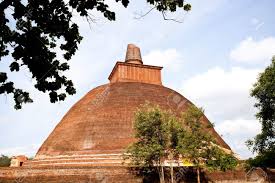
(0, 155, 11, 167)
(126, 104, 237, 183)
(126, 103, 166, 183)
(177, 106, 237, 183)
(126, 103, 184, 183)
(165, 110, 186, 183)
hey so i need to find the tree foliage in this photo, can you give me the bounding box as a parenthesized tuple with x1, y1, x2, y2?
(246, 147, 275, 169)
(206, 153, 238, 172)
(125, 103, 183, 182)
(0, 0, 191, 109)
(126, 104, 237, 183)
(247, 57, 275, 154)
(0, 154, 11, 167)
(178, 106, 237, 182)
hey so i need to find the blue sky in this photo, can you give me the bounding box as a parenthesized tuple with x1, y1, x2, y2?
(1, 0, 275, 159)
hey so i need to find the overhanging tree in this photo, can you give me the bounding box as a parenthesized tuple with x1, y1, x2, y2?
(0, 0, 191, 109)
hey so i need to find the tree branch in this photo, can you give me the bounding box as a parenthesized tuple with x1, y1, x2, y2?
(161, 11, 183, 23)
(134, 6, 156, 19)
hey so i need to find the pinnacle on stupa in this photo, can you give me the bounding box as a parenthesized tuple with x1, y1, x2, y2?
(125, 44, 143, 64)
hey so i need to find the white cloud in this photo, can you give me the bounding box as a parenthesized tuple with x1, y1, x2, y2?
(182, 67, 259, 120)
(230, 37, 275, 63)
(183, 67, 258, 99)
(216, 119, 261, 159)
(0, 144, 40, 157)
(143, 49, 184, 72)
(181, 67, 261, 158)
(216, 119, 260, 137)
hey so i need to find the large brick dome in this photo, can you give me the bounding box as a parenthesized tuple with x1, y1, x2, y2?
(30, 44, 231, 167)
(36, 82, 230, 159)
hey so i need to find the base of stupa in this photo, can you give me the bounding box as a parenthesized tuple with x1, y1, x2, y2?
(24, 153, 125, 168)
(0, 166, 141, 183)
(1, 165, 274, 183)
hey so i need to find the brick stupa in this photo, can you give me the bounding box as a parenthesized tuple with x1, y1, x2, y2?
(3, 45, 275, 183)
(26, 44, 231, 167)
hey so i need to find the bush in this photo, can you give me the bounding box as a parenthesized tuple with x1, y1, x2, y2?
(246, 148, 275, 169)
(0, 155, 11, 167)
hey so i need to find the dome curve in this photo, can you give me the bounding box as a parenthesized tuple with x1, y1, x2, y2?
(36, 82, 230, 158)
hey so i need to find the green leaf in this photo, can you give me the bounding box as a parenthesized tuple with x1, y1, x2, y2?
(10, 62, 20, 72)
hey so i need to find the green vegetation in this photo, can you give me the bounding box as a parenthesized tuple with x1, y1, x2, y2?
(125, 103, 182, 183)
(0, 155, 11, 167)
(0, 0, 191, 109)
(246, 57, 275, 168)
(178, 106, 238, 183)
(246, 148, 275, 169)
(126, 103, 237, 183)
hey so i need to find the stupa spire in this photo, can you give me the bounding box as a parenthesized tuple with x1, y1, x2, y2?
(125, 44, 143, 64)
(108, 44, 163, 85)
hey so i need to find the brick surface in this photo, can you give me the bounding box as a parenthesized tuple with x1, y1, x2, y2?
(36, 82, 230, 160)
(108, 62, 163, 85)
(1, 167, 274, 183)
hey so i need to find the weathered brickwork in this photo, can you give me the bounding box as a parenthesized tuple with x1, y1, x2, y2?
(0, 167, 142, 183)
(1, 167, 274, 183)
(36, 82, 230, 160)
(31, 44, 230, 166)
(109, 62, 162, 85)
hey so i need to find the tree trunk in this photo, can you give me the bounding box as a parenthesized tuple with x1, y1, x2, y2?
(159, 171, 162, 183)
(197, 168, 200, 183)
(170, 164, 174, 183)
(158, 166, 165, 183)
(158, 167, 162, 183)
(161, 166, 165, 183)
